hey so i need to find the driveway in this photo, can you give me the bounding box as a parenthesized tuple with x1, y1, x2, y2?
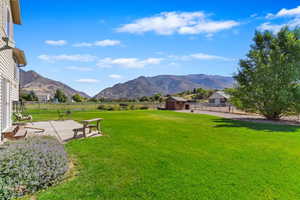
(177, 110, 300, 126)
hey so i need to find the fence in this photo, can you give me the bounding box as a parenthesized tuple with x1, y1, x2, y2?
(187, 102, 247, 115)
(23, 101, 163, 111)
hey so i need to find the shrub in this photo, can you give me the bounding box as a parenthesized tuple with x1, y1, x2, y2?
(139, 106, 149, 110)
(129, 105, 136, 110)
(97, 104, 106, 110)
(106, 106, 115, 111)
(0, 136, 68, 199)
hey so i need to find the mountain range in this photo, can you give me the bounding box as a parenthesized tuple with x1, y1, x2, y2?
(20, 69, 90, 98)
(94, 74, 234, 99)
(20, 70, 234, 100)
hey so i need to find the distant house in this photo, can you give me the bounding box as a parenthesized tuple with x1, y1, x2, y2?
(165, 96, 189, 110)
(208, 91, 230, 106)
(36, 93, 51, 102)
(0, 0, 26, 141)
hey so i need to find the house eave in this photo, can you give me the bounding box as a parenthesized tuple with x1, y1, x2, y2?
(13, 48, 27, 67)
(10, 0, 22, 25)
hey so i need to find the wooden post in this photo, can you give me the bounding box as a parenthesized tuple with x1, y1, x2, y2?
(83, 123, 87, 138)
(97, 120, 101, 134)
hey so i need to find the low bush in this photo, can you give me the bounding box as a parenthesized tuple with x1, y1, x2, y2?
(97, 104, 122, 111)
(139, 106, 149, 110)
(97, 104, 106, 110)
(129, 105, 136, 110)
(0, 136, 68, 199)
(106, 106, 115, 111)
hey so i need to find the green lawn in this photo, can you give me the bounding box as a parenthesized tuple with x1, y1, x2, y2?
(26, 110, 300, 199)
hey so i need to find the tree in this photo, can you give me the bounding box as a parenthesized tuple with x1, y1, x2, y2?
(88, 98, 98, 103)
(193, 88, 208, 99)
(72, 94, 83, 102)
(139, 96, 149, 102)
(20, 91, 38, 101)
(54, 89, 67, 103)
(232, 27, 300, 120)
(153, 93, 163, 102)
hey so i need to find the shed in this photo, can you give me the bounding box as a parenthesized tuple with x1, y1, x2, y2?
(165, 96, 189, 110)
(208, 91, 230, 106)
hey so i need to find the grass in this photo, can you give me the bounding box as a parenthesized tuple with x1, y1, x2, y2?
(24, 110, 300, 199)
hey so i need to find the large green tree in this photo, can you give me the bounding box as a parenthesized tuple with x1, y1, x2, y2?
(20, 91, 38, 101)
(72, 94, 84, 102)
(232, 27, 300, 120)
(54, 89, 67, 103)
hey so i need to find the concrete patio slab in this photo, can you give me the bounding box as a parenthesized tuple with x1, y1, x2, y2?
(27, 120, 101, 143)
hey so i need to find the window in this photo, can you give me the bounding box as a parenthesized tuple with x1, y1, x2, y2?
(220, 98, 227, 103)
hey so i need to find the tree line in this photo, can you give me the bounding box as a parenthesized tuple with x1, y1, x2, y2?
(20, 87, 216, 103)
(21, 89, 86, 103)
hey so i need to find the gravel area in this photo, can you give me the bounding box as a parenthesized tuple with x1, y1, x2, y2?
(177, 110, 300, 126)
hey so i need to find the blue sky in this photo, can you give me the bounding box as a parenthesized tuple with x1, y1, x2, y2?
(15, 0, 300, 96)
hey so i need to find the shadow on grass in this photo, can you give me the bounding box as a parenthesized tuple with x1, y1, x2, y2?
(213, 118, 300, 132)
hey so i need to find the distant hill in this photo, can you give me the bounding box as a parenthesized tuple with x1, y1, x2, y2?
(20, 69, 90, 98)
(94, 74, 234, 99)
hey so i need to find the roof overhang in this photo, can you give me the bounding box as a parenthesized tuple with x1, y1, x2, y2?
(168, 96, 187, 102)
(10, 0, 22, 25)
(13, 48, 27, 67)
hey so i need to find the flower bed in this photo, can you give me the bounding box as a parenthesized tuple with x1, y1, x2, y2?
(0, 136, 68, 199)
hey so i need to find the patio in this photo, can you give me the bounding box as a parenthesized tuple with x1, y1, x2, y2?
(27, 120, 102, 143)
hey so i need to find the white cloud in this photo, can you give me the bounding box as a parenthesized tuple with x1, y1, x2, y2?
(76, 79, 99, 83)
(258, 22, 285, 33)
(45, 40, 67, 46)
(73, 39, 121, 47)
(109, 74, 122, 79)
(169, 53, 233, 61)
(168, 62, 180, 66)
(97, 57, 163, 68)
(73, 42, 93, 47)
(267, 6, 300, 19)
(117, 11, 239, 36)
(266, 13, 275, 19)
(258, 18, 300, 33)
(250, 13, 258, 18)
(38, 54, 97, 62)
(259, 6, 300, 33)
(287, 17, 300, 27)
(95, 40, 121, 46)
(178, 20, 238, 35)
(66, 66, 93, 71)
